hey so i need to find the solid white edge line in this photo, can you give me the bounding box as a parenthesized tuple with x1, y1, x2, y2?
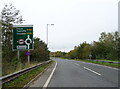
(84, 67, 101, 76)
(42, 61, 57, 89)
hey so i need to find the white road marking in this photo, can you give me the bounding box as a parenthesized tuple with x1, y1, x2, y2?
(84, 67, 101, 76)
(74, 63, 79, 66)
(43, 61, 57, 89)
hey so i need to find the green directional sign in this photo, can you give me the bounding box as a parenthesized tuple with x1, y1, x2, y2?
(13, 25, 33, 50)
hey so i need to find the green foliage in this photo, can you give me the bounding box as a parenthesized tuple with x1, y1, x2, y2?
(31, 38, 50, 62)
(1, 3, 23, 24)
(50, 51, 66, 58)
(53, 31, 120, 61)
(1, 3, 24, 49)
(1, 4, 50, 75)
(93, 32, 119, 60)
(58, 42, 92, 59)
(76, 42, 91, 59)
(1, 3, 24, 64)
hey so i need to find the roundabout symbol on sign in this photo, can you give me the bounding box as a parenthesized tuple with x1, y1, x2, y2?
(25, 35, 32, 49)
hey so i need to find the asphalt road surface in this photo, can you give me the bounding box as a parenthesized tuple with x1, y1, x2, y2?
(28, 58, 119, 89)
(47, 58, 118, 88)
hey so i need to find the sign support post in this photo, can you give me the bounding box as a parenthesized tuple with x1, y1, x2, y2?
(18, 50, 22, 69)
(28, 50, 30, 64)
(18, 50, 19, 60)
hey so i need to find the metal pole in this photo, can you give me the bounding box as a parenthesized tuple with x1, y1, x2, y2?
(18, 50, 22, 69)
(46, 24, 54, 45)
(47, 24, 48, 45)
(18, 51, 20, 60)
(28, 50, 30, 64)
(0, 23, 2, 88)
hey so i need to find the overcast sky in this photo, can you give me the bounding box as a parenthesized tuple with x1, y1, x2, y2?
(0, 0, 119, 52)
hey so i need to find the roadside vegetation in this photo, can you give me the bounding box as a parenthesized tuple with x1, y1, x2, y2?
(2, 61, 54, 89)
(51, 31, 120, 68)
(67, 58, 119, 68)
(0, 3, 50, 76)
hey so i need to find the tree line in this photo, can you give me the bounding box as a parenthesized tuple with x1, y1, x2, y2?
(51, 31, 120, 60)
(0, 4, 50, 75)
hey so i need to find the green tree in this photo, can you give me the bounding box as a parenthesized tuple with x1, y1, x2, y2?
(91, 41, 106, 59)
(30, 38, 50, 62)
(92, 32, 119, 60)
(1, 3, 24, 62)
(1, 3, 24, 75)
(70, 42, 91, 59)
(64, 31, 119, 60)
(1, 3, 23, 48)
(51, 51, 66, 58)
(64, 42, 91, 59)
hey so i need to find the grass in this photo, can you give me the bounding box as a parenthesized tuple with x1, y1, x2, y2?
(62, 58, 119, 68)
(91, 60, 119, 68)
(3, 62, 42, 76)
(98, 59, 119, 62)
(2, 60, 54, 89)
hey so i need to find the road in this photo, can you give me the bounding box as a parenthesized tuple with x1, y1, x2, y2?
(28, 58, 119, 88)
(47, 58, 118, 88)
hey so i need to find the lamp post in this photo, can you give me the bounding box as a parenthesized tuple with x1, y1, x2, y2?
(46, 24, 54, 45)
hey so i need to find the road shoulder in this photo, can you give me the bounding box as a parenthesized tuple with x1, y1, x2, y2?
(26, 61, 56, 89)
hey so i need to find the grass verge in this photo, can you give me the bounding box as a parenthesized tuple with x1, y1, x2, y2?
(3, 61, 42, 76)
(62, 58, 119, 68)
(2, 60, 54, 89)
